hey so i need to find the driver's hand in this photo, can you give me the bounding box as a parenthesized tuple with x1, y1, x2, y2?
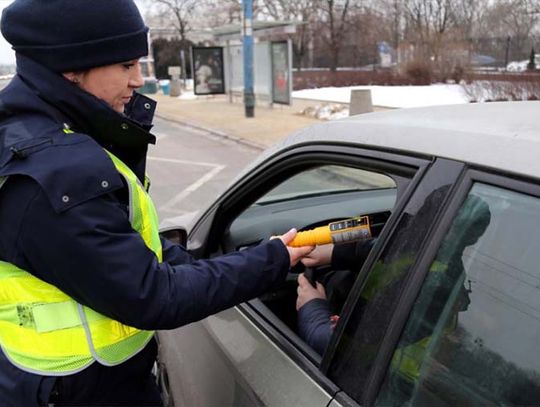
(301, 244, 334, 268)
(276, 228, 314, 268)
(296, 273, 326, 311)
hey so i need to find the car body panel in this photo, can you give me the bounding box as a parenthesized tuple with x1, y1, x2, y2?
(159, 145, 427, 407)
(159, 307, 335, 407)
(235, 101, 540, 184)
(158, 102, 540, 407)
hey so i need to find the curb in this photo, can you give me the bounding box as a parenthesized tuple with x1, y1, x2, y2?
(155, 112, 267, 151)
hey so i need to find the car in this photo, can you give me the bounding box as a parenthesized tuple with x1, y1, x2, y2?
(157, 101, 540, 407)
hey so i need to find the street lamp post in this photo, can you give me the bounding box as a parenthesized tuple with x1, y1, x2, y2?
(243, 0, 255, 118)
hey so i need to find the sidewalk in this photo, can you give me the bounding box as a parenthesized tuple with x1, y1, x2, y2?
(152, 93, 322, 150)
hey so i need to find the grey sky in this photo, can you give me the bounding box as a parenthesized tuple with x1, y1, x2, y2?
(0, 1, 14, 65)
(0, 0, 149, 65)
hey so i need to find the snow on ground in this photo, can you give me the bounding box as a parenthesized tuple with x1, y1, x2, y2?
(293, 84, 469, 109)
(177, 91, 197, 100)
(300, 103, 350, 121)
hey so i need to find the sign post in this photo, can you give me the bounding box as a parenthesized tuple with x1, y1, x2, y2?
(242, 0, 255, 118)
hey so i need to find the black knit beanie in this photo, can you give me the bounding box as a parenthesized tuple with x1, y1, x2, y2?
(1, 0, 149, 72)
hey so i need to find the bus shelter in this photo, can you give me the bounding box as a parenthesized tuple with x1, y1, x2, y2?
(206, 21, 298, 106)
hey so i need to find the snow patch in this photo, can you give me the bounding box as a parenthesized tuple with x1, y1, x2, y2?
(298, 103, 350, 120)
(177, 91, 198, 100)
(293, 84, 469, 109)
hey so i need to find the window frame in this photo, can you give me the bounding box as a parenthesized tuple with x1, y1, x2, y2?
(214, 143, 424, 240)
(356, 165, 540, 406)
(188, 143, 426, 259)
(189, 142, 431, 393)
(324, 157, 465, 404)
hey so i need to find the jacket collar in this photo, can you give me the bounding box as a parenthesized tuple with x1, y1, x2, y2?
(14, 54, 156, 150)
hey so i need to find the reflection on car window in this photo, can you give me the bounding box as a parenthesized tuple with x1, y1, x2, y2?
(326, 163, 460, 401)
(255, 166, 395, 204)
(377, 183, 540, 406)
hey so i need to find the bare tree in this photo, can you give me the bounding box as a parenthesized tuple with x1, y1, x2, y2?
(142, 0, 203, 82)
(452, 0, 489, 39)
(319, 0, 355, 71)
(203, 0, 265, 25)
(216, 0, 243, 24)
(375, 0, 405, 49)
(260, 0, 318, 69)
(389, 0, 404, 49)
(145, 0, 198, 42)
(481, 0, 540, 57)
(402, 0, 458, 63)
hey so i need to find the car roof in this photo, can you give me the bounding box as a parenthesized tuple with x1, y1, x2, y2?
(265, 101, 540, 180)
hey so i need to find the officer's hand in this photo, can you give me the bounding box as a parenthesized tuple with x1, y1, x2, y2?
(296, 273, 326, 311)
(277, 228, 314, 268)
(301, 244, 334, 268)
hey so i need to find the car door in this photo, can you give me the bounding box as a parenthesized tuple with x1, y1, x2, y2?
(158, 142, 431, 407)
(327, 164, 540, 406)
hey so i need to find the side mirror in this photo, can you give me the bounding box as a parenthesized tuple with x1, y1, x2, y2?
(160, 227, 188, 246)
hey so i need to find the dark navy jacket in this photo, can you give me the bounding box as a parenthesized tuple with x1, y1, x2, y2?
(298, 240, 375, 356)
(0, 55, 290, 406)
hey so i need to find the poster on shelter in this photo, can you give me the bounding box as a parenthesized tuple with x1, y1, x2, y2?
(271, 41, 291, 105)
(192, 47, 225, 95)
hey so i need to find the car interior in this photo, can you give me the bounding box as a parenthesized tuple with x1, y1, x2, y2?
(220, 164, 404, 338)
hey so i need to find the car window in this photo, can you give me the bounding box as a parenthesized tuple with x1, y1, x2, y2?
(376, 183, 540, 406)
(228, 164, 399, 252)
(226, 163, 400, 353)
(255, 166, 396, 204)
(325, 158, 464, 402)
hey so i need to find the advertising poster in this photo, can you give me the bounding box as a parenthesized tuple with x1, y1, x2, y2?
(378, 41, 393, 68)
(192, 47, 225, 95)
(271, 41, 291, 105)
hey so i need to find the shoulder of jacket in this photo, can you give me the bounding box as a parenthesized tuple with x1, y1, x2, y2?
(0, 124, 124, 213)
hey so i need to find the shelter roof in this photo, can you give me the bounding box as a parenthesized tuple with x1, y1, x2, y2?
(208, 20, 299, 41)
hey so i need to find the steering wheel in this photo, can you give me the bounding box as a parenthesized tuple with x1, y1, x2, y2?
(303, 265, 356, 314)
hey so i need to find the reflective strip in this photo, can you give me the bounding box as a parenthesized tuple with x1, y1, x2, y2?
(32, 301, 107, 333)
(0, 177, 7, 191)
(33, 301, 79, 332)
(1, 346, 93, 377)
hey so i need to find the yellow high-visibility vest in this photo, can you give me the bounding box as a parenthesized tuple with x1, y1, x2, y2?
(0, 148, 162, 375)
(363, 258, 448, 382)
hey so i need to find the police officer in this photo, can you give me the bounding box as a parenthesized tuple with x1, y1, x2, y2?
(0, 1, 313, 405)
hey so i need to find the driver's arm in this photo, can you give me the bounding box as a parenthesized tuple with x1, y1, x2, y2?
(296, 273, 332, 355)
(301, 239, 376, 271)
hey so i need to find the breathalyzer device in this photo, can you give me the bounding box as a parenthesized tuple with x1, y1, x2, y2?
(288, 216, 372, 247)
